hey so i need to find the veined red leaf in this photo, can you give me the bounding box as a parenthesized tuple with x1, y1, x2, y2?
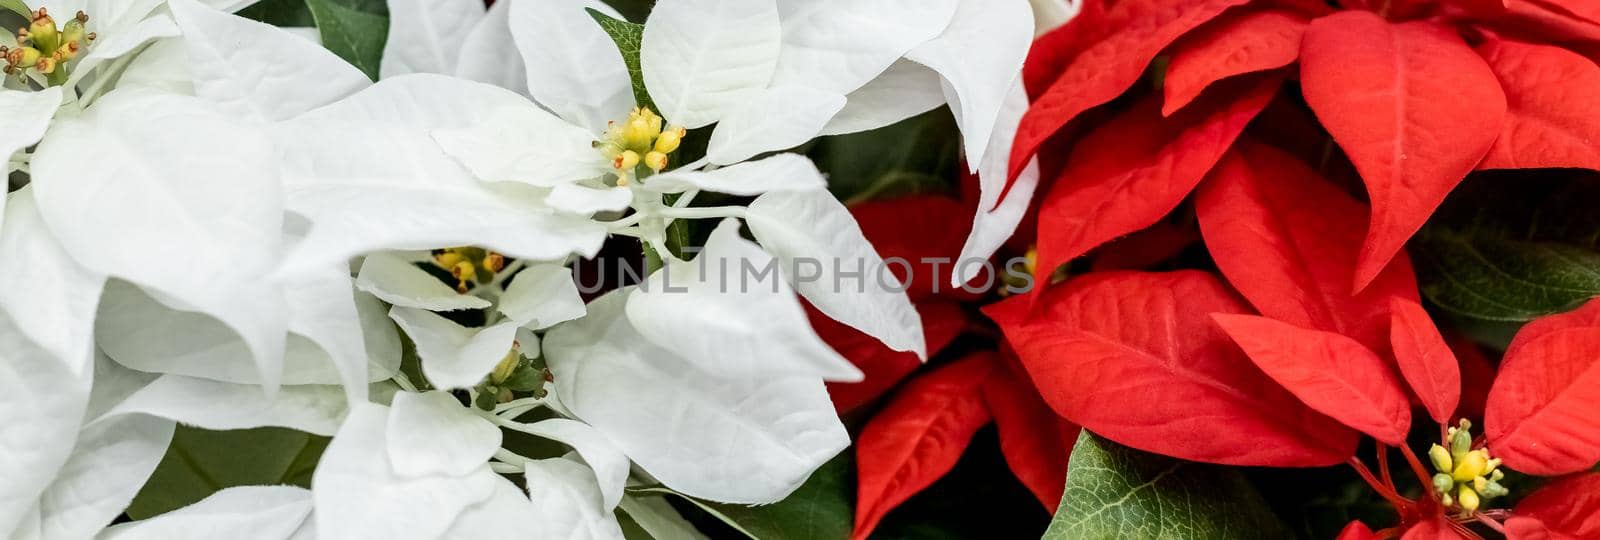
(1023, 0, 1107, 97)
(1008, 0, 1249, 197)
(985, 270, 1358, 467)
(1486, 323, 1600, 474)
(1512, 473, 1600, 539)
(1389, 297, 1462, 424)
(1505, 295, 1600, 358)
(849, 195, 976, 301)
(817, 300, 968, 412)
(1212, 314, 1413, 446)
(1299, 11, 1507, 292)
(1401, 515, 1462, 540)
(1505, 517, 1577, 540)
(1033, 76, 1277, 281)
(1163, 9, 1306, 116)
(1196, 140, 1421, 354)
(1486, 0, 1600, 46)
(981, 356, 1079, 511)
(1337, 520, 1377, 540)
(852, 353, 995, 540)
(1477, 39, 1600, 171)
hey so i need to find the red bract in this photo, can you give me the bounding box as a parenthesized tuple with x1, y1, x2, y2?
(1299, 11, 1507, 292)
(848, 195, 976, 301)
(986, 270, 1358, 467)
(1477, 39, 1600, 171)
(1031, 76, 1277, 282)
(981, 356, 1079, 511)
(1196, 141, 1419, 354)
(1163, 9, 1307, 116)
(1212, 314, 1413, 446)
(815, 301, 968, 412)
(1485, 297, 1600, 475)
(1389, 297, 1464, 425)
(1338, 520, 1377, 540)
(1008, 0, 1248, 196)
(1510, 473, 1600, 539)
(1017, 0, 1600, 296)
(851, 354, 995, 540)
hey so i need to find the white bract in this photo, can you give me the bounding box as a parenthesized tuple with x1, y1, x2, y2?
(0, 0, 1046, 536)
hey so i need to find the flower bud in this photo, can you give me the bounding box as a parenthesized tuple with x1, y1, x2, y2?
(1432, 473, 1454, 495)
(450, 260, 476, 292)
(654, 126, 685, 153)
(1456, 485, 1480, 512)
(490, 348, 519, 385)
(1450, 421, 1473, 461)
(484, 251, 505, 273)
(27, 9, 59, 52)
(33, 55, 55, 74)
(1453, 450, 1488, 482)
(614, 150, 640, 171)
(1429, 444, 1453, 473)
(621, 108, 660, 151)
(644, 151, 668, 172)
(7, 46, 40, 70)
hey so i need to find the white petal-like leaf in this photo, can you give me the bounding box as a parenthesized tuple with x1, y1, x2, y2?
(0, 87, 61, 161)
(706, 85, 845, 165)
(544, 289, 850, 503)
(769, 0, 959, 95)
(380, 0, 484, 79)
(29, 414, 175, 540)
(313, 403, 499, 540)
(432, 105, 605, 187)
(279, 75, 608, 271)
(524, 457, 625, 540)
(388, 307, 519, 390)
(820, 59, 946, 136)
(510, 0, 633, 132)
(905, 0, 1033, 169)
(499, 264, 586, 330)
(641, 0, 782, 128)
(386, 391, 502, 478)
(356, 252, 492, 312)
(441, 476, 538, 539)
(32, 88, 289, 392)
(545, 184, 634, 216)
(170, 0, 370, 121)
(745, 189, 925, 357)
(97, 279, 399, 386)
(617, 495, 709, 540)
(101, 375, 348, 436)
(642, 153, 825, 196)
(455, 0, 527, 94)
(99, 486, 312, 540)
(626, 219, 860, 381)
(503, 418, 629, 510)
(955, 78, 1039, 285)
(285, 268, 383, 405)
(0, 189, 104, 375)
(0, 315, 91, 535)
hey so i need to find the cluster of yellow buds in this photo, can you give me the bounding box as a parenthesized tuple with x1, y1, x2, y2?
(595, 106, 685, 185)
(431, 247, 506, 293)
(1428, 420, 1508, 513)
(1, 8, 94, 83)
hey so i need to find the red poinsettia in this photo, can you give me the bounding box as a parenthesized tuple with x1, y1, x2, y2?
(816, 195, 1079, 539)
(1010, 0, 1600, 294)
(986, 139, 1600, 538)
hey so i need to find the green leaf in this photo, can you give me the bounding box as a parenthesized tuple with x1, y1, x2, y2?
(305, 0, 388, 81)
(585, 7, 654, 112)
(1414, 171, 1600, 322)
(639, 452, 853, 540)
(127, 426, 328, 519)
(806, 109, 961, 205)
(238, 0, 316, 27)
(0, 0, 29, 18)
(1045, 431, 1290, 540)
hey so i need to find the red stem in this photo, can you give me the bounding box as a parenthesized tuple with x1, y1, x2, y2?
(1349, 457, 1413, 511)
(1469, 512, 1507, 534)
(1399, 445, 1435, 492)
(1377, 446, 1397, 493)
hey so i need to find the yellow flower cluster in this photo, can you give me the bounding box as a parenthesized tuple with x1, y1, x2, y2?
(432, 247, 506, 293)
(596, 106, 685, 184)
(1428, 420, 1508, 513)
(1, 8, 94, 83)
